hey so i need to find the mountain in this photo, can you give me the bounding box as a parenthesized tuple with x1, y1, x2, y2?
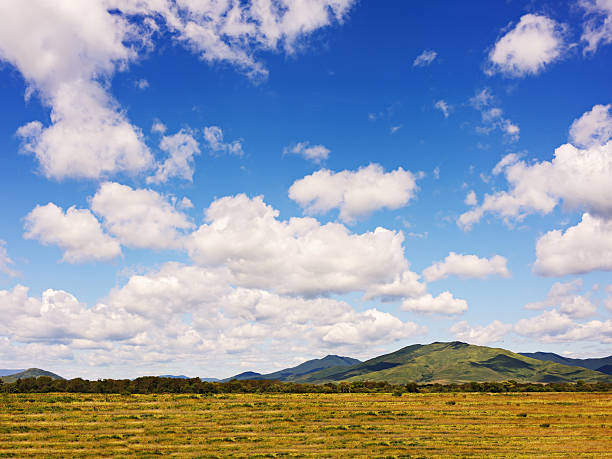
(0, 369, 24, 377)
(224, 355, 361, 382)
(1, 368, 64, 383)
(520, 352, 612, 375)
(158, 375, 189, 379)
(294, 342, 612, 384)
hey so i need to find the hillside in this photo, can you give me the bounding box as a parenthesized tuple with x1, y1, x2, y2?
(0, 369, 24, 377)
(224, 355, 361, 382)
(520, 352, 612, 375)
(295, 342, 612, 384)
(1, 368, 64, 383)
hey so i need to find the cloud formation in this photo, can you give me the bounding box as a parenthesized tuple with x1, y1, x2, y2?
(148, 129, 201, 184)
(487, 14, 565, 77)
(534, 213, 612, 276)
(289, 164, 421, 223)
(413, 50, 437, 67)
(0, 240, 19, 277)
(90, 182, 193, 250)
(401, 292, 468, 316)
(23, 203, 121, 263)
(284, 142, 330, 163)
(459, 105, 612, 230)
(422, 252, 510, 282)
(581, 0, 612, 54)
(203, 126, 244, 156)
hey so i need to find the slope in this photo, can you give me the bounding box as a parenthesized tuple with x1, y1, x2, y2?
(520, 352, 612, 375)
(1, 368, 65, 383)
(297, 342, 612, 384)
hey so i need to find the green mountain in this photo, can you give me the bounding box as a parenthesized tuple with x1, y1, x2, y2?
(520, 352, 612, 375)
(0, 368, 64, 383)
(224, 355, 361, 382)
(295, 342, 612, 384)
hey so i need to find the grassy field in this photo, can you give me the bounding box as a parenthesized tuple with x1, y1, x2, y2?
(1, 392, 611, 457)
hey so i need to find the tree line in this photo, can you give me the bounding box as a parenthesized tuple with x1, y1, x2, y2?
(1, 376, 610, 394)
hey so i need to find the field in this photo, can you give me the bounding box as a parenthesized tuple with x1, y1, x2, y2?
(1, 392, 611, 457)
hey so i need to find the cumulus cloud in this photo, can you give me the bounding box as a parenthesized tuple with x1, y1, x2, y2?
(534, 213, 612, 276)
(0, 1, 153, 181)
(569, 104, 612, 148)
(0, 240, 19, 277)
(525, 279, 597, 318)
(450, 320, 511, 345)
(401, 292, 468, 315)
(413, 50, 437, 67)
(186, 193, 425, 298)
(434, 100, 451, 118)
(148, 129, 201, 184)
(581, 0, 612, 54)
(284, 141, 330, 163)
(90, 182, 193, 250)
(289, 164, 421, 223)
(514, 309, 612, 343)
(487, 14, 566, 77)
(23, 203, 121, 263)
(469, 89, 519, 141)
(422, 252, 510, 282)
(0, 260, 426, 377)
(459, 105, 612, 230)
(0, 0, 355, 181)
(203, 126, 244, 156)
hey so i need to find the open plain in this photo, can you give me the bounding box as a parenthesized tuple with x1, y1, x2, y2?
(1, 392, 611, 457)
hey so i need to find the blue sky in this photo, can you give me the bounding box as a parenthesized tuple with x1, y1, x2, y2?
(0, 0, 611, 379)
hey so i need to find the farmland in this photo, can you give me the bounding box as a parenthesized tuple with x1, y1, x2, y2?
(1, 392, 611, 457)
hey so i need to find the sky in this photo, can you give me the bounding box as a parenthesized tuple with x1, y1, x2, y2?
(0, 0, 611, 379)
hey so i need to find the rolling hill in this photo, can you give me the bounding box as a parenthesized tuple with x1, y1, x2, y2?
(224, 355, 361, 382)
(294, 342, 612, 384)
(1, 368, 64, 383)
(520, 352, 612, 375)
(0, 369, 24, 377)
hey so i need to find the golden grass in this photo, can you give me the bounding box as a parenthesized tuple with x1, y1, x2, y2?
(1, 392, 611, 457)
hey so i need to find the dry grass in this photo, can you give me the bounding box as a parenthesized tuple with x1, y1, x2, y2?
(1, 392, 611, 457)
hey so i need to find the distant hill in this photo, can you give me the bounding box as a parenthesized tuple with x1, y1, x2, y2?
(0, 369, 24, 377)
(520, 352, 612, 375)
(223, 355, 361, 382)
(294, 342, 612, 384)
(158, 375, 189, 379)
(1, 368, 64, 383)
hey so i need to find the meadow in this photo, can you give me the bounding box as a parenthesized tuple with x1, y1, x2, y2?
(1, 392, 611, 457)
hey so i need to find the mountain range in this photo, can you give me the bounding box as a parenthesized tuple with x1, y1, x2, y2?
(2, 343, 611, 385)
(0, 368, 64, 383)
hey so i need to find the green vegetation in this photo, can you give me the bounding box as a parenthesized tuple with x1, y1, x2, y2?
(295, 342, 612, 384)
(520, 351, 612, 374)
(1, 392, 610, 456)
(0, 368, 64, 383)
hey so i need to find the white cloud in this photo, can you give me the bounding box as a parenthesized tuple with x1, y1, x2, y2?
(0, 240, 19, 277)
(569, 104, 612, 148)
(514, 309, 612, 343)
(401, 292, 468, 316)
(151, 122, 167, 134)
(390, 125, 402, 134)
(0, 0, 355, 181)
(23, 203, 121, 263)
(422, 252, 510, 282)
(289, 163, 421, 223)
(186, 194, 425, 298)
(525, 279, 597, 318)
(0, 1, 153, 181)
(459, 105, 612, 229)
(469, 89, 519, 141)
(90, 182, 193, 250)
(434, 100, 450, 118)
(413, 50, 437, 67)
(534, 213, 612, 276)
(203, 126, 244, 156)
(487, 14, 565, 77)
(450, 320, 512, 345)
(580, 0, 612, 54)
(148, 129, 201, 184)
(284, 141, 330, 163)
(465, 191, 477, 206)
(135, 78, 149, 89)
